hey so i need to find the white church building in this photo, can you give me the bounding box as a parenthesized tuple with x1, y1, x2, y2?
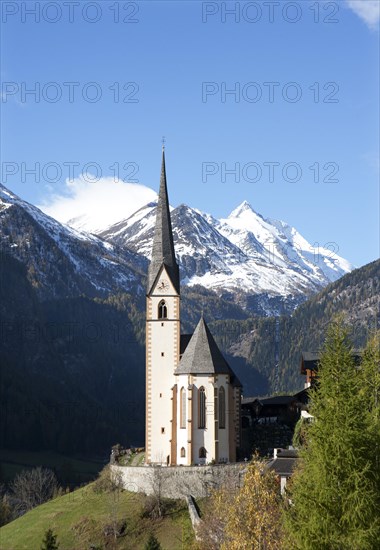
(145, 148, 242, 466)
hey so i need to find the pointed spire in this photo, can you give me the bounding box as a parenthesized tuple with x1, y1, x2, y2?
(147, 147, 180, 294)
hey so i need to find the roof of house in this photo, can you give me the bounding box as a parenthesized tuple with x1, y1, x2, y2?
(242, 395, 295, 406)
(293, 387, 310, 404)
(147, 148, 180, 295)
(300, 351, 320, 374)
(293, 388, 310, 399)
(175, 317, 242, 386)
(267, 449, 299, 477)
(301, 350, 363, 374)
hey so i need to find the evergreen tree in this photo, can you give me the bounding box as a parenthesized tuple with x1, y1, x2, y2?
(284, 324, 380, 549)
(292, 417, 307, 449)
(40, 528, 59, 550)
(144, 532, 162, 550)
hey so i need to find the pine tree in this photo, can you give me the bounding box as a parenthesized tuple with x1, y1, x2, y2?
(40, 528, 59, 550)
(144, 532, 162, 550)
(284, 324, 380, 549)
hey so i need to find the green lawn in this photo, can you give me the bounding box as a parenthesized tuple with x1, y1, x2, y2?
(0, 483, 194, 550)
(194, 497, 209, 518)
(120, 451, 145, 466)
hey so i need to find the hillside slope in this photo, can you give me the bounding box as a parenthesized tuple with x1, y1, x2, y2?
(1, 248, 376, 455)
(0, 483, 193, 549)
(210, 259, 379, 395)
(0, 184, 144, 301)
(0, 253, 145, 453)
(0, 255, 250, 454)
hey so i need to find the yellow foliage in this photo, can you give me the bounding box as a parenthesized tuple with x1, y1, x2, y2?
(197, 459, 283, 549)
(222, 461, 283, 550)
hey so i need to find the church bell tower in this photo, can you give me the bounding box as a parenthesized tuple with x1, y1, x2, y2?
(145, 146, 180, 465)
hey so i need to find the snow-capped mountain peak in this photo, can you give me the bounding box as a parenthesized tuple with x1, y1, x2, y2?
(95, 197, 354, 314)
(1, 181, 354, 316)
(228, 200, 255, 218)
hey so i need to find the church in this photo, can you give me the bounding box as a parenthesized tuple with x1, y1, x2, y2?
(145, 148, 242, 466)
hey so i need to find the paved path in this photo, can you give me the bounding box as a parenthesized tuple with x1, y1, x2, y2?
(130, 452, 145, 466)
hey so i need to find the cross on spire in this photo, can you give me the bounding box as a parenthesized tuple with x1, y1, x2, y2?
(162, 136, 166, 150)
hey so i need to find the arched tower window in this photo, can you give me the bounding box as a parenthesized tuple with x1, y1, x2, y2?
(181, 447, 186, 458)
(198, 387, 206, 429)
(180, 387, 186, 429)
(199, 447, 207, 459)
(219, 387, 226, 429)
(158, 300, 167, 319)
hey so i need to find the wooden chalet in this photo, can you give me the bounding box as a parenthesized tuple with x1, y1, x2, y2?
(301, 350, 363, 388)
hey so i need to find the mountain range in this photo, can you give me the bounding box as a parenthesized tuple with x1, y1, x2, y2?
(1, 183, 353, 315)
(0, 184, 145, 301)
(82, 194, 353, 315)
(1, 182, 376, 455)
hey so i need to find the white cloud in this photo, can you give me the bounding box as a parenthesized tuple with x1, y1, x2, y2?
(39, 175, 157, 233)
(346, 0, 380, 29)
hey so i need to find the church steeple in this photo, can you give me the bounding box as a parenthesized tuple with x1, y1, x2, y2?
(147, 147, 180, 294)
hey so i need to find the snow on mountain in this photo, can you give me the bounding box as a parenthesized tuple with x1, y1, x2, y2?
(217, 200, 352, 286)
(99, 201, 159, 257)
(0, 184, 144, 300)
(97, 199, 354, 313)
(2, 180, 353, 315)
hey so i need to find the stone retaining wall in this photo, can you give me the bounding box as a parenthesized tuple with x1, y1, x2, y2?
(186, 495, 201, 539)
(111, 463, 246, 499)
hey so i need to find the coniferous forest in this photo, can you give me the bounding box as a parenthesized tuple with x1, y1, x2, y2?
(1, 252, 378, 455)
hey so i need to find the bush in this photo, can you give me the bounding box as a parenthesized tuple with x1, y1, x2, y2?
(92, 466, 123, 494)
(40, 528, 59, 550)
(144, 532, 162, 550)
(12, 467, 59, 516)
(0, 493, 12, 527)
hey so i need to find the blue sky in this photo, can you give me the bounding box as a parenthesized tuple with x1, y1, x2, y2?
(1, 0, 379, 267)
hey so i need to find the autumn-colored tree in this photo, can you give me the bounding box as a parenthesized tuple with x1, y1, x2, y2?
(222, 460, 284, 550)
(195, 482, 235, 549)
(196, 460, 283, 550)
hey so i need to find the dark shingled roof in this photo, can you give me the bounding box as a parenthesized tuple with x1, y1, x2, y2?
(267, 458, 298, 477)
(175, 317, 242, 386)
(242, 395, 295, 406)
(147, 149, 180, 295)
(180, 334, 192, 356)
(301, 350, 363, 374)
(267, 449, 299, 477)
(175, 317, 230, 375)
